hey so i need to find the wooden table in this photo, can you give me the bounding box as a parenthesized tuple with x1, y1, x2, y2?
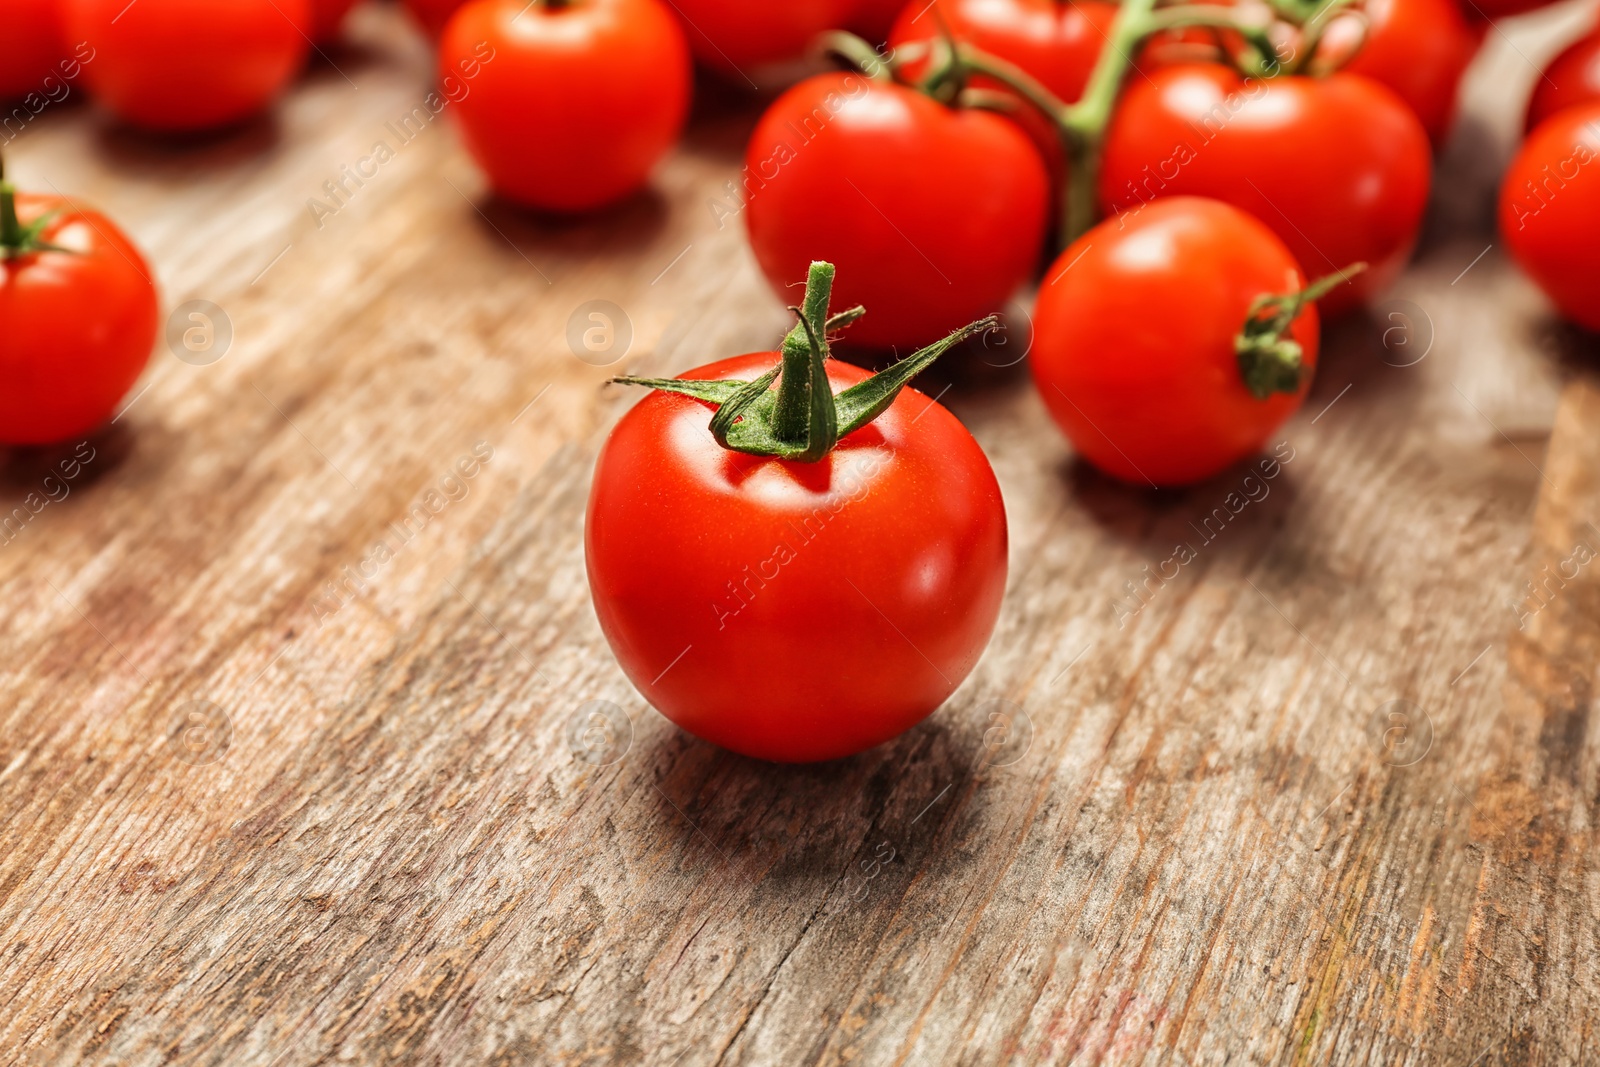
(3, 5, 1597, 1064)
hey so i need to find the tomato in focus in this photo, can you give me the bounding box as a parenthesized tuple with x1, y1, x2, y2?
(1030, 197, 1319, 486)
(64, 0, 312, 131)
(586, 353, 1008, 763)
(1, 0, 66, 102)
(440, 0, 691, 213)
(744, 74, 1049, 350)
(1, 189, 159, 446)
(1499, 102, 1600, 331)
(1100, 64, 1431, 315)
(1328, 0, 1479, 145)
(1526, 26, 1600, 133)
(666, 0, 857, 81)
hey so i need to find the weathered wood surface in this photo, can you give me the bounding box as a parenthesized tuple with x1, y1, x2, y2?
(2, 4, 1598, 1065)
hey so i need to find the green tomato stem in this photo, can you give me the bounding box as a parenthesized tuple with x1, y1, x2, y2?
(1235, 263, 1367, 399)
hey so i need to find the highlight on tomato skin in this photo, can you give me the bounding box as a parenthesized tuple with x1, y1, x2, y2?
(1499, 103, 1600, 333)
(585, 263, 1010, 764)
(1099, 63, 1432, 317)
(743, 73, 1050, 351)
(440, 0, 693, 214)
(586, 356, 1008, 763)
(0, 185, 160, 447)
(1030, 197, 1321, 488)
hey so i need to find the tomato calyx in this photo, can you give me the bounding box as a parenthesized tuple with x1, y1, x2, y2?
(0, 156, 70, 260)
(612, 261, 999, 462)
(1234, 262, 1365, 398)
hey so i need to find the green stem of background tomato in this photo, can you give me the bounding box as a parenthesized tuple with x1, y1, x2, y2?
(957, 0, 1283, 245)
(0, 155, 23, 252)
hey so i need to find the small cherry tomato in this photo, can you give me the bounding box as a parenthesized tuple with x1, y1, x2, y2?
(588, 265, 1008, 762)
(666, 0, 857, 81)
(310, 0, 361, 41)
(889, 0, 1118, 105)
(1100, 63, 1431, 315)
(404, 0, 468, 38)
(440, 0, 691, 213)
(1499, 103, 1600, 331)
(1, 172, 159, 446)
(1526, 26, 1600, 133)
(1031, 197, 1320, 487)
(1324, 0, 1479, 145)
(745, 73, 1049, 350)
(65, 0, 311, 131)
(1, 0, 66, 102)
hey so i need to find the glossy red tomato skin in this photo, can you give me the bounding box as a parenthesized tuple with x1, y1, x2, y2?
(1101, 64, 1431, 316)
(65, 0, 311, 131)
(1336, 0, 1478, 145)
(745, 75, 1049, 350)
(310, 0, 361, 41)
(1499, 103, 1600, 331)
(1, 195, 159, 446)
(1, 0, 66, 101)
(851, 0, 909, 43)
(587, 354, 1009, 763)
(441, 0, 690, 213)
(1031, 198, 1318, 487)
(668, 0, 857, 77)
(1527, 28, 1600, 133)
(404, 0, 468, 38)
(889, 0, 1119, 105)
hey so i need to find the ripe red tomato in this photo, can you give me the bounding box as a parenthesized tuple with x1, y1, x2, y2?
(1526, 27, 1600, 133)
(1101, 64, 1431, 315)
(745, 74, 1049, 349)
(441, 0, 691, 212)
(587, 353, 1008, 763)
(2, 0, 65, 102)
(667, 0, 856, 81)
(1, 184, 159, 445)
(1499, 102, 1600, 331)
(404, 0, 467, 38)
(889, 0, 1118, 105)
(65, 0, 311, 131)
(311, 0, 361, 41)
(851, 0, 908, 44)
(1031, 197, 1319, 486)
(1324, 0, 1479, 145)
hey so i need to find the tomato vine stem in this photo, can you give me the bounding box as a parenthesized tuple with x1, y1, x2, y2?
(612, 261, 999, 462)
(1235, 262, 1367, 398)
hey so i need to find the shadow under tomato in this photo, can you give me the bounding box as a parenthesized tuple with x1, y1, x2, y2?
(635, 699, 994, 892)
(90, 113, 286, 178)
(474, 188, 671, 263)
(0, 422, 135, 502)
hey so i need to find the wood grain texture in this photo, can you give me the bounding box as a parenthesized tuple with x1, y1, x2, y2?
(2, 5, 1597, 1065)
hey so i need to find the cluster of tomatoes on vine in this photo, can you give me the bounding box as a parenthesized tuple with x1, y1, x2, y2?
(6, 0, 1600, 765)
